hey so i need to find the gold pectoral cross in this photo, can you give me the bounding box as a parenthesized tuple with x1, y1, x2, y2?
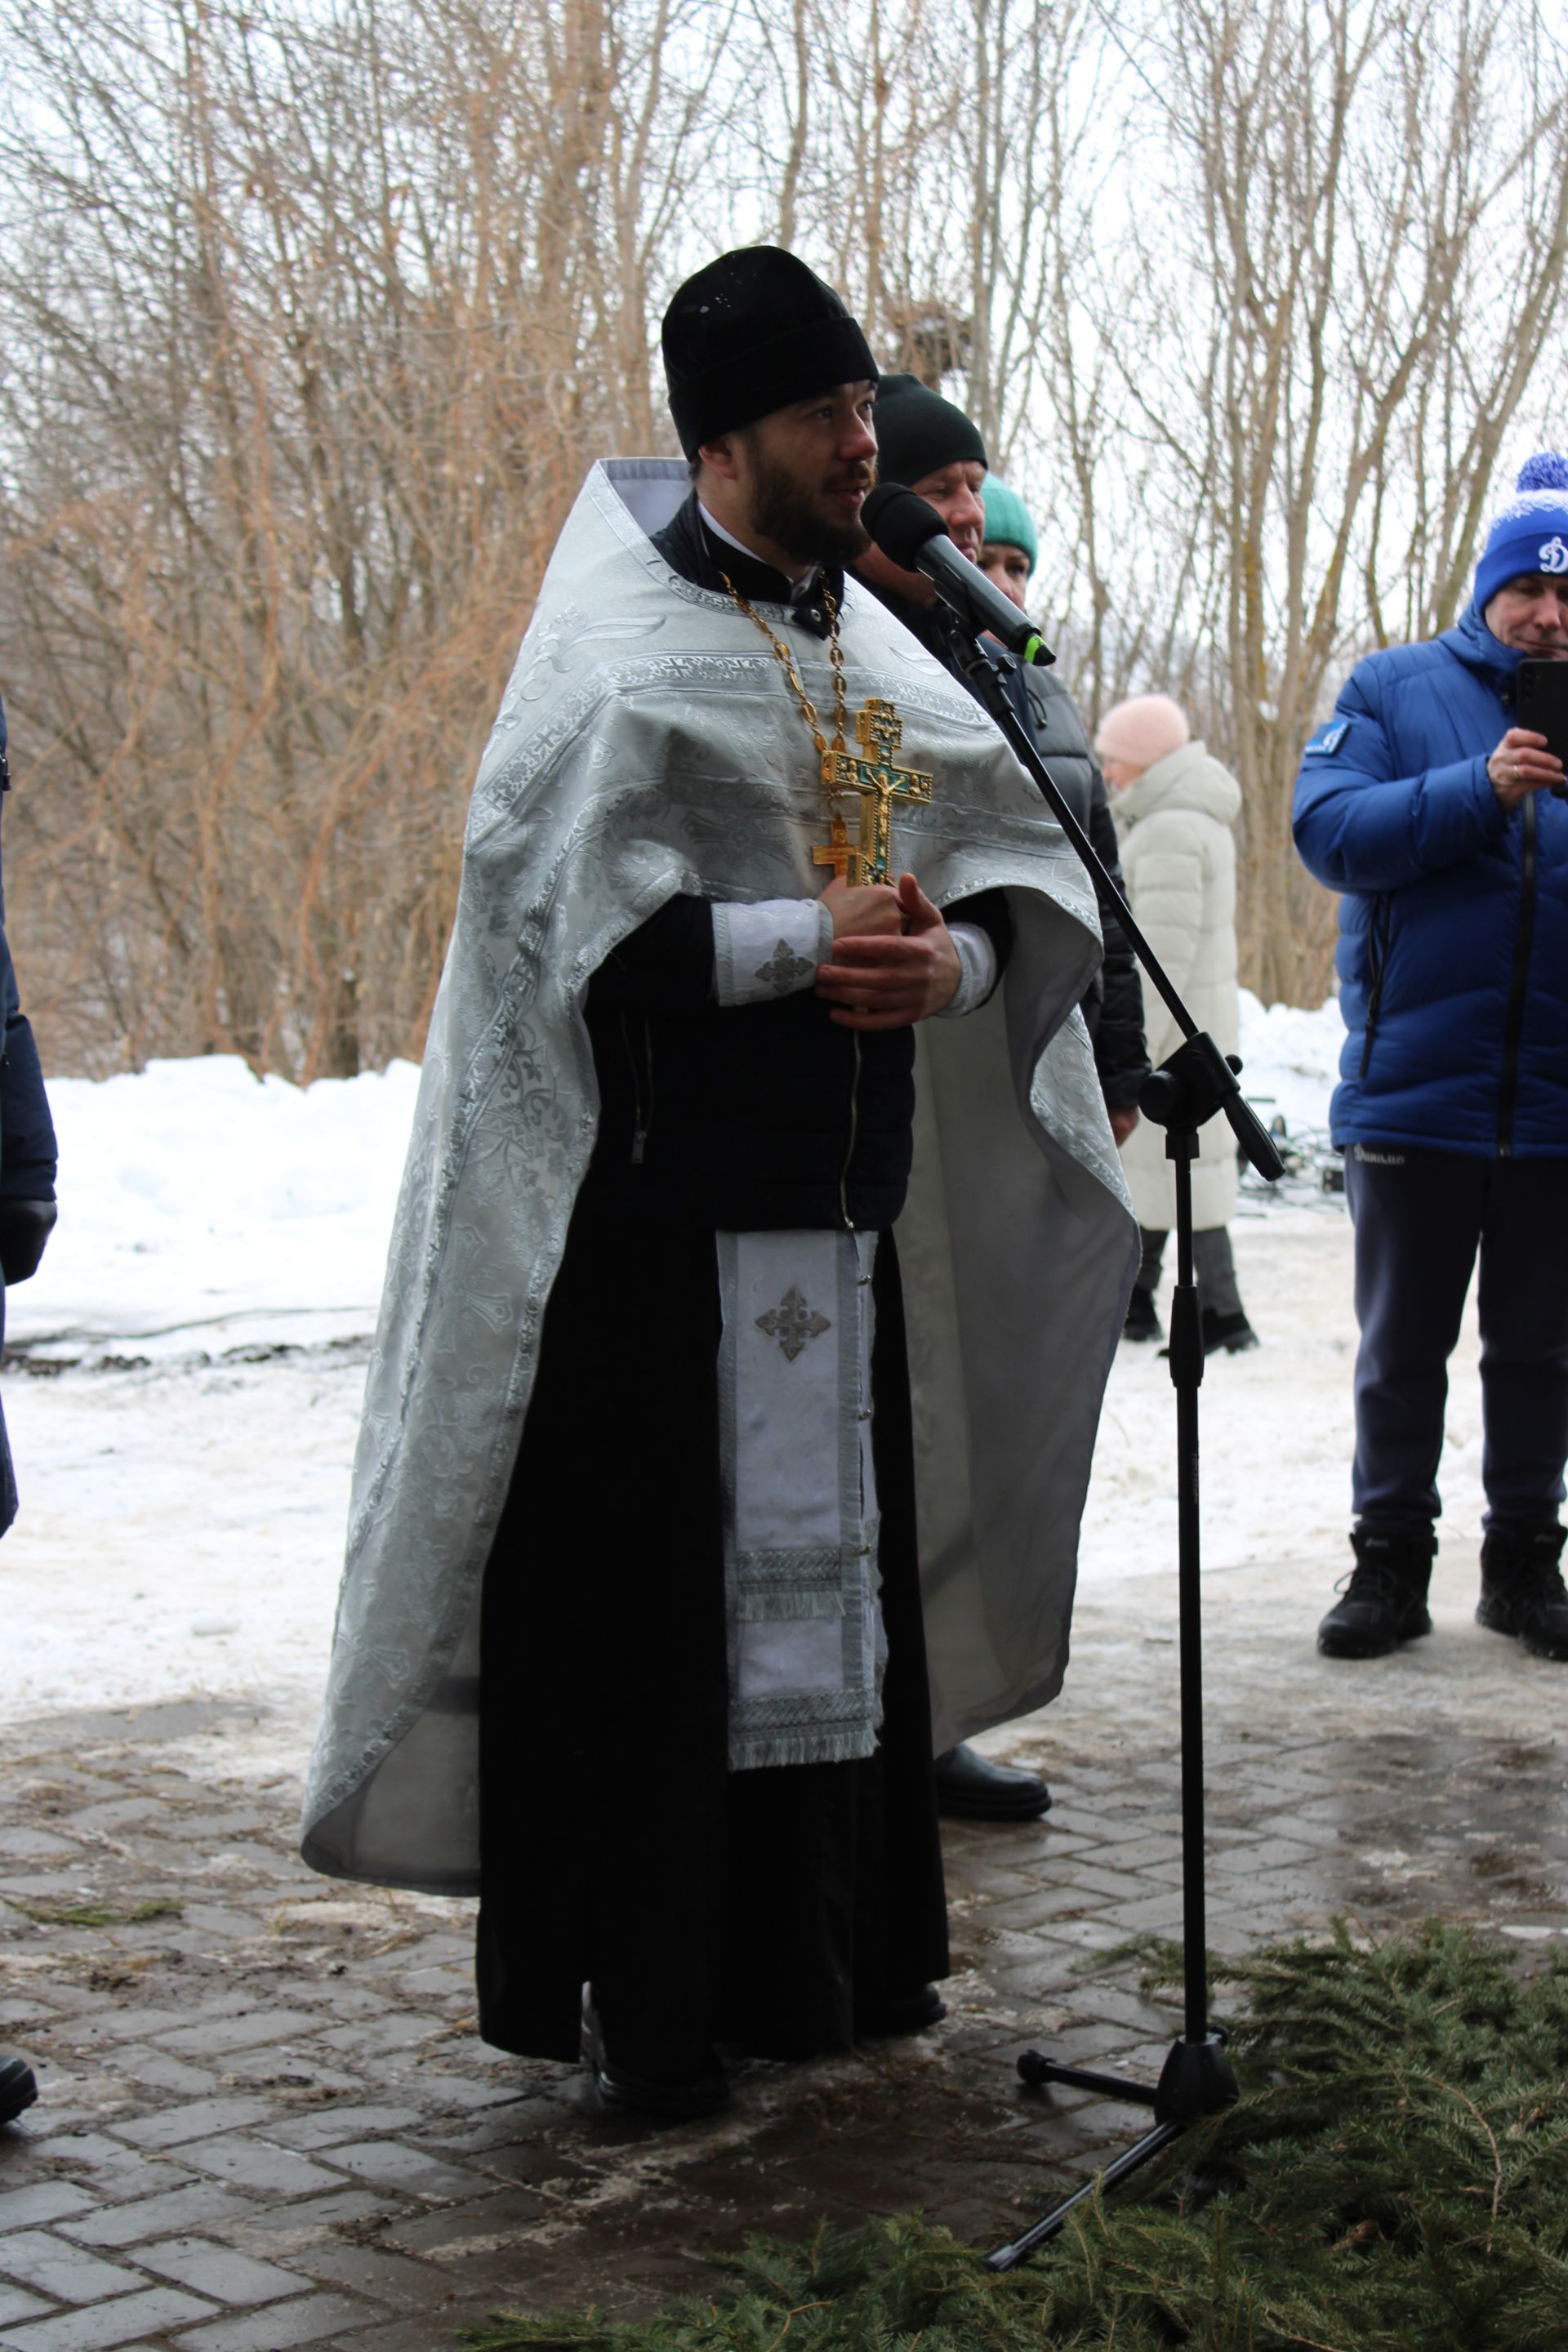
(813, 699, 933, 885)
(811, 809, 854, 882)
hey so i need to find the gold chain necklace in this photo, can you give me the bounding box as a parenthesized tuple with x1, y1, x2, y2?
(719, 572, 934, 884)
(720, 572, 851, 769)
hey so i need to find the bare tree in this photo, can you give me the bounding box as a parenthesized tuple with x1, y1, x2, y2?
(2, 0, 1566, 1071)
(0, 0, 742, 1076)
(1057, 0, 1568, 1001)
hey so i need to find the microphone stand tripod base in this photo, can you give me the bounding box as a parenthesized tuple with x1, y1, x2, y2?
(986, 2035, 1238, 2274)
(1152, 2029, 1239, 2122)
(984, 1032, 1262, 2273)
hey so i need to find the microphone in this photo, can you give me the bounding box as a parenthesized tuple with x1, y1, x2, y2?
(861, 482, 1053, 666)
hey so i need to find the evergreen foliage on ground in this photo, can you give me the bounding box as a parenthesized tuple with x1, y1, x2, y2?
(465, 1923, 1568, 2351)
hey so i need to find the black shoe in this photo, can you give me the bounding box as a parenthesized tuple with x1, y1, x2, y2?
(0, 2055, 37, 2126)
(580, 1995, 729, 2121)
(1317, 1528, 1435, 1658)
(934, 1743, 1051, 1821)
(1477, 1526, 1568, 1661)
(854, 1984, 947, 2039)
(1202, 1307, 1259, 1355)
(1123, 1286, 1161, 1343)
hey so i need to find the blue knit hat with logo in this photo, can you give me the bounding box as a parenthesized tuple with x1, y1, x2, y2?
(1474, 452, 1568, 611)
(980, 478, 1038, 572)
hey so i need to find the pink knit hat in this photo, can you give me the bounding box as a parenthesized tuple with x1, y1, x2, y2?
(1094, 694, 1190, 773)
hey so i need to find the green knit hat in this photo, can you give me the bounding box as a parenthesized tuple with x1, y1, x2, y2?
(981, 478, 1037, 572)
(871, 372, 987, 486)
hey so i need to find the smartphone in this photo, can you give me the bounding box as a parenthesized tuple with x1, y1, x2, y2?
(1516, 661, 1568, 795)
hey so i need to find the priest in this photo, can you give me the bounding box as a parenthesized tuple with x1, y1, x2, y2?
(302, 247, 1137, 2118)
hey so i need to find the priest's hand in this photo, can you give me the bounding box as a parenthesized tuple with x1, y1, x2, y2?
(819, 875, 905, 938)
(816, 874, 961, 1028)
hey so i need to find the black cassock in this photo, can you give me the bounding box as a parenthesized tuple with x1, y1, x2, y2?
(468, 502, 1023, 2078)
(475, 1200, 947, 2077)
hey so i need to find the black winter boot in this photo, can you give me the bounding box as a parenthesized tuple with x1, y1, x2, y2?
(1317, 1527, 1435, 1659)
(0, 2053, 37, 2125)
(1476, 1526, 1568, 1662)
(1123, 1286, 1161, 1343)
(1201, 1307, 1260, 1355)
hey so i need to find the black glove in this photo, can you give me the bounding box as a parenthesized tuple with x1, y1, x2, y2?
(0, 1199, 56, 1285)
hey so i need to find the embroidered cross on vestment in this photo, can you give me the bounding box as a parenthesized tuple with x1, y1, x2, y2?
(755, 938, 817, 994)
(755, 1285, 832, 1363)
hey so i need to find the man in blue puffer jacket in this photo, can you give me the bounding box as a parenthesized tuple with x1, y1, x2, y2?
(1294, 453, 1568, 1665)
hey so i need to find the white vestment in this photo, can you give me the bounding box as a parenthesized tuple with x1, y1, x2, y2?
(302, 458, 1138, 1894)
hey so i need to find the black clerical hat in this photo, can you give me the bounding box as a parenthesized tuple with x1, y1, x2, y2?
(868, 372, 987, 488)
(662, 247, 878, 457)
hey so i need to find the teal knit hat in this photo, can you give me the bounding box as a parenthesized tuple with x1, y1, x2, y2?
(981, 478, 1037, 572)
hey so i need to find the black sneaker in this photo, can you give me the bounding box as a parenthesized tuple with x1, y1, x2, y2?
(0, 2054, 38, 2126)
(1124, 1286, 1161, 1343)
(1477, 1527, 1568, 1662)
(1317, 1529, 1434, 1659)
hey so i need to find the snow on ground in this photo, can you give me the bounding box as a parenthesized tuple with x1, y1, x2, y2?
(7, 994, 1342, 1368)
(0, 1351, 365, 1778)
(1, 1054, 422, 1773)
(0, 992, 1524, 1781)
(6, 1055, 422, 1363)
(1236, 989, 1344, 1141)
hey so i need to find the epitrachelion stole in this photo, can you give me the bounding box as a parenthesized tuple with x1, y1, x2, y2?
(717, 1230, 884, 1769)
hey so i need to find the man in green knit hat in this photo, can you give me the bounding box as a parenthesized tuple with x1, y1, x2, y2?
(853, 392, 1147, 1822)
(855, 419, 1146, 1152)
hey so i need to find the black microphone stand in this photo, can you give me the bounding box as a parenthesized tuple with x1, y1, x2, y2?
(936, 622, 1285, 2272)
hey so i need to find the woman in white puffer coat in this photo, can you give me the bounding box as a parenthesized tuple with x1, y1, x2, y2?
(1095, 694, 1258, 1353)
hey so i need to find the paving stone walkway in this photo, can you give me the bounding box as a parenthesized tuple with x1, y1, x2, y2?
(2, 1607, 1565, 2351)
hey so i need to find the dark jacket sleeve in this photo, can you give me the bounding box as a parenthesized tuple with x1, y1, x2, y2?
(584, 895, 716, 1016)
(947, 886, 1013, 996)
(1085, 777, 1149, 1107)
(0, 1004, 56, 1201)
(0, 706, 57, 1203)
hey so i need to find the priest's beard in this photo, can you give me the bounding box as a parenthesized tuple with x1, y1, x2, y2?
(742, 448, 872, 568)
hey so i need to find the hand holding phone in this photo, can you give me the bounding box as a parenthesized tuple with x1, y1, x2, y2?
(1515, 661, 1568, 800)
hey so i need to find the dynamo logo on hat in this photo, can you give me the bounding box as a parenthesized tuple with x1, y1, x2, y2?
(1474, 455, 1568, 610)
